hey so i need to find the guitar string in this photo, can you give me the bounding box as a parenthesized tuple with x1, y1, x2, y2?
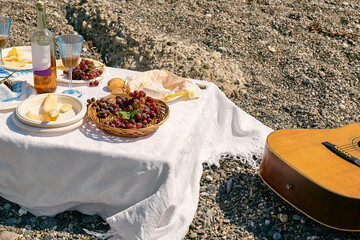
(333, 144, 359, 153)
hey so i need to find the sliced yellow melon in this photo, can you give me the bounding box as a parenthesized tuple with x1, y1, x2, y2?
(59, 103, 73, 113)
(25, 111, 48, 121)
(46, 109, 59, 121)
(41, 94, 59, 121)
(43, 94, 58, 113)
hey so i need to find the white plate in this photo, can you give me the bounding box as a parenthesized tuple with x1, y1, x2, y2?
(56, 58, 106, 84)
(16, 93, 87, 128)
(0, 82, 36, 111)
(2, 46, 32, 70)
(12, 113, 83, 133)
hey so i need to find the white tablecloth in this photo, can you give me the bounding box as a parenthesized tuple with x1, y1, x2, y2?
(0, 67, 272, 240)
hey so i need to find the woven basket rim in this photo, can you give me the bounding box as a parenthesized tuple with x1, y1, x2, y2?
(87, 93, 169, 137)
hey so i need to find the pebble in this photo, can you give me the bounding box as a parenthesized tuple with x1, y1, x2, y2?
(268, 46, 276, 53)
(278, 213, 288, 223)
(195, 229, 205, 234)
(0, 231, 19, 240)
(205, 175, 213, 182)
(44, 234, 55, 240)
(188, 232, 197, 238)
(40, 218, 57, 229)
(292, 215, 301, 221)
(273, 232, 281, 240)
(5, 218, 17, 225)
(223, 219, 231, 224)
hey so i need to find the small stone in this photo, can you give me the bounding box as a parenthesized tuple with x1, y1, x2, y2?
(203, 63, 211, 69)
(4, 203, 11, 210)
(18, 207, 27, 216)
(265, 219, 271, 226)
(342, 2, 349, 6)
(6, 218, 17, 225)
(207, 184, 216, 194)
(319, 71, 326, 77)
(278, 213, 288, 223)
(226, 178, 233, 194)
(194, 59, 202, 66)
(293, 214, 301, 220)
(0, 231, 19, 240)
(40, 217, 57, 229)
(200, 192, 209, 197)
(189, 232, 197, 238)
(205, 175, 213, 182)
(223, 219, 231, 224)
(206, 209, 213, 219)
(195, 229, 205, 234)
(308, 236, 319, 240)
(45, 234, 55, 240)
(268, 46, 276, 53)
(218, 47, 226, 53)
(205, 13, 212, 18)
(273, 232, 281, 240)
(82, 21, 87, 29)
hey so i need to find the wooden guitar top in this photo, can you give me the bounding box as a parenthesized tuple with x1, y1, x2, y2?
(267, 123, 360, 199)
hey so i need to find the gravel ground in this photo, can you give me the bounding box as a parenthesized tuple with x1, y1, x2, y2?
(1, 0, 360, 239)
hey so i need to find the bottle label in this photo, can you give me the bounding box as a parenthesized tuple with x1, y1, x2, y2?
(31, 43, 51, 76)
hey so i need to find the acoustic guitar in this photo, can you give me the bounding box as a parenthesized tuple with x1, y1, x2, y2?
(259, 123, 360, 231)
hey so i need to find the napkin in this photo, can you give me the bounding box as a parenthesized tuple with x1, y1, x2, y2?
(0, 81, 26, 102)
(125, 70, 201, 101)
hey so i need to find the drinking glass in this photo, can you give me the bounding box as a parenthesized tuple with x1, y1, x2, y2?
(0, 16, 11, 78)
(56, 34, 83, 98)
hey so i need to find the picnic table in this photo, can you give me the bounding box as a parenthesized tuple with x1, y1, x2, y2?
(0, 67, 272, 240)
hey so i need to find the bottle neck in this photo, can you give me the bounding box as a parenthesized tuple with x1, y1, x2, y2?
(37, 8, 47, 29)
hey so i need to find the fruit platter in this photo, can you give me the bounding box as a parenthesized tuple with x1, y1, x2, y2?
(87, 90, 170, 137)
(56, 58, 106, 86)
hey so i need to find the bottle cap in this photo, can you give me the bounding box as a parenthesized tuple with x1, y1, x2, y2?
(36, 1, 45, 11)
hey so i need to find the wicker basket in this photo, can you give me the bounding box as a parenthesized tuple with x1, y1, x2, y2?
(88, 94, 170, 137)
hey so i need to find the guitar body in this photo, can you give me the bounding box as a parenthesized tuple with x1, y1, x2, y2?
(260, 123, 360, 231)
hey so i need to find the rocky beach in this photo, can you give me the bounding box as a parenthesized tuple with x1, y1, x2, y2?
(1, 0, 360, 239)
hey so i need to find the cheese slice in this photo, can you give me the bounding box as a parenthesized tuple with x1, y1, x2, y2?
(3, 47, 32, 67)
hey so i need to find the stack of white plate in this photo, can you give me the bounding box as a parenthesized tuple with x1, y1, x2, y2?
(13, 94, 87, 133)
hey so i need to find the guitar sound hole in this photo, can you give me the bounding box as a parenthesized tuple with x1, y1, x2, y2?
(358, 141, 360, 148)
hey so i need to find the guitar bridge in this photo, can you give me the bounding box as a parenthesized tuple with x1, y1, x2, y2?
(322, 141, 360, 167)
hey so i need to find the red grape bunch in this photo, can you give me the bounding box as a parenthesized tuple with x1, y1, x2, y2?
(63, 58, 103, 86)
(87, 90, 161, 129)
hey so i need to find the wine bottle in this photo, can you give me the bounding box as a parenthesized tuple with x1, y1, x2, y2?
(31, 1, 57, 93)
